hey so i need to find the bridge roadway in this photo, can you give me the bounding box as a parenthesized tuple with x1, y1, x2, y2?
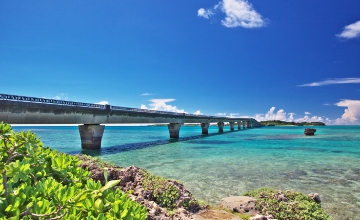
(0, 94, 263, 149)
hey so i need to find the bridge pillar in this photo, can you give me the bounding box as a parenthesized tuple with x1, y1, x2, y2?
(78, 124, 105, 150)
(168, 123, 181, 138)
(229, 122, 235, 131)
(243, 121, 246, 129)
(217, 122, 224, 133)
(201, 123, 210, 134)
(237, 121, 241, 130)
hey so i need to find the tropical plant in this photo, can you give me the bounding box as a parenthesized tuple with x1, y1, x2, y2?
(0, 122, 147, 219)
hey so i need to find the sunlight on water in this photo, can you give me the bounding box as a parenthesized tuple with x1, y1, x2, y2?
(13, 125, 360, 220)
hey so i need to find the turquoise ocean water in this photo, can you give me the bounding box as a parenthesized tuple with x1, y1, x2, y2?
(13, 125, 360, 219)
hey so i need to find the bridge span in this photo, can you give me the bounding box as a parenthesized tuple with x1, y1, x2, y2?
(0, 94, 263, 149)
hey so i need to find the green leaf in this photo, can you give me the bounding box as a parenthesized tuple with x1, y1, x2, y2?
(94, 199, 104, 213)
(72, 190, 92, 203)
(121, 209, 129, 218)
(100, 180, 120, 193)
(5, 160, 31, 182)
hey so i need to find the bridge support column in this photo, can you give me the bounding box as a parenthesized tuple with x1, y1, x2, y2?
(237, 121, 241, 130)
(243, 121, 246, 129)
(229, 122, 235, 131)
(201, 123, 210, 135)
(78, 124, 105, 150)
(168, 123, 181, 138)
(217, 122, 224, 133)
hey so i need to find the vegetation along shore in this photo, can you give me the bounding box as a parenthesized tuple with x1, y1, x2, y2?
(0, 122, 331, 219)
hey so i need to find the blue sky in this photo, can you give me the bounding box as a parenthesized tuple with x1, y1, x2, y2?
(1, 0, 360, 124)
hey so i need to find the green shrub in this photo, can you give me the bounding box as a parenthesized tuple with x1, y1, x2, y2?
(0, 122, 147, 220)
(141, 170, 180, 210)
(243, 187, 331, 220)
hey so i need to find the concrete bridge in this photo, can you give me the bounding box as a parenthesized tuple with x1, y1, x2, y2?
(0, 94, 263, 149)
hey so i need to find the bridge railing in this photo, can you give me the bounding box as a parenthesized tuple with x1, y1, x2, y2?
(0, 94, 106, 109)
(111, 105, 200, 117)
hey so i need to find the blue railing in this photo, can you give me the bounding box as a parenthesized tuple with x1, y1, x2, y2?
(0, 94, 105, 109)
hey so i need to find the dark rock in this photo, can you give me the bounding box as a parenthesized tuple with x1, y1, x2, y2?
(275, 190, 288, 202)
(304, 128, 316, 136)
(308, 193, 321, 204)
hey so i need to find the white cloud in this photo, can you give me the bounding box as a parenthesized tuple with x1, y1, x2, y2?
(216, 113, 227, 116)
(51, 93, 68, 100)
(255, 107, 323, 123)
(334, 99, 360, 124)
(198, 8, 214, 19)
(293, 115, 323, 123)
(141, 93, 152, 96)
(298, 78, 360, 87)
(337, 21, 360, 39)
(220, 0, 266, 28)
(198, 0, 266, 28)
(141, 99, 186, 113)
(254, 102, 360, 125)
(288, 112, 295, 122)
(256, 107, 287, 121)
(193, 110, 203, 115)
(95, 101, 109, 105)
(226, 113, 240, 118)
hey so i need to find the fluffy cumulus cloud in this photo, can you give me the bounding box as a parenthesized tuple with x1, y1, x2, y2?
(253, 102, 360, 125)
(254, 107, 324, 123)
(287, 113, 295, 121)
(293, 115, 323, 123)
(198, 0, 266, 28)
(337, 21, 360, 39)
(140, 99, 186, 113)
(298, 78, 360, 87)
(333, 100, 360, 124)
(198, 8, 213, 19)
(255, 107, 287, 121)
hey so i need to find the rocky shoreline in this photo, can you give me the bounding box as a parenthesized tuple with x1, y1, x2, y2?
(77, 154, 328, 220)
(77, 154, 205, 220)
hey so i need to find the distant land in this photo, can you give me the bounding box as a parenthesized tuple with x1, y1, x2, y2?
(261, 120, 326, 126)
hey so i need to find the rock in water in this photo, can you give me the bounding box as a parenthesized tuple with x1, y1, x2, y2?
(304, 128, 316, 136)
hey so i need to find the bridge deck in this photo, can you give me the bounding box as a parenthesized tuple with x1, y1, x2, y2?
(0, 94, 263, 149)
(0, 99, 260, 125)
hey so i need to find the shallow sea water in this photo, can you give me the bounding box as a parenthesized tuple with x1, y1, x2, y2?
(13, 125, 360, 219)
